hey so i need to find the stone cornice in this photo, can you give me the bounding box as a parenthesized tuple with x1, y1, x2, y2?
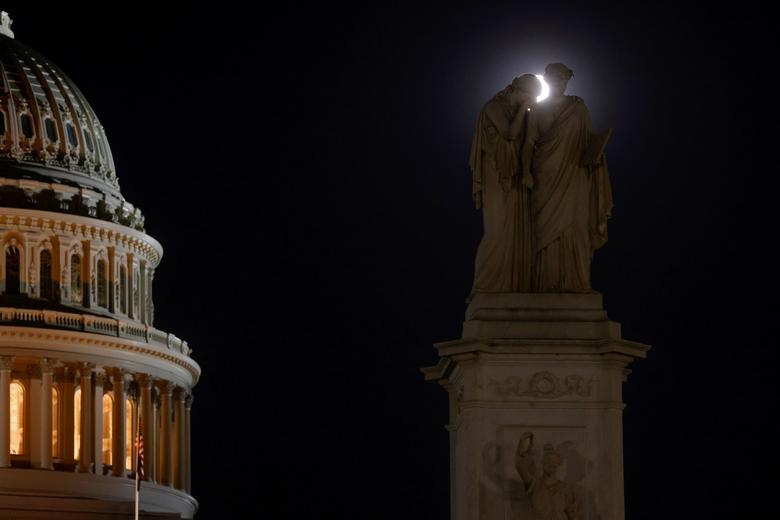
(0, 207, 162, 266)
(0, 325, 200, 387)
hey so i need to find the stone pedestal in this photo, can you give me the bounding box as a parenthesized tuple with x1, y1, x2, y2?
(423, 293, 649, 520)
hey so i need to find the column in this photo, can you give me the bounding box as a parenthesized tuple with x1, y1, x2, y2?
(137, 374, 156, 482)
(39, 358, 55, 469)
(0, 356, 13, 468)
(27, 363, 43, 467)
(93, 370, 106, 473)
(184, 394, 193, 494)
(61, 365, 76, 465)
(78, 363, 93, 473)
(158, 380, 173, 486)
(111, 369, 126, 476)
(173, 387, 186, 490)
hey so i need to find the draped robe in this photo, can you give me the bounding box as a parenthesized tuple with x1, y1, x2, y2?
(524, 96, 613, 292)
(469, 98, 534, 293)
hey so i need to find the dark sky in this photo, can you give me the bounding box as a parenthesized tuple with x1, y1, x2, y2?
(7, 2, 778, 518)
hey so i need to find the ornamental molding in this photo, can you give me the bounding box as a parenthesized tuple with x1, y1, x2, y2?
(0, 208, 161, 267)
(486, 371, 594, 399)
(0, 326, 199, 384)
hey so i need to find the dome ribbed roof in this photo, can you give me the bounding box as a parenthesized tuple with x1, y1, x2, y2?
(0, 29, 121, 199)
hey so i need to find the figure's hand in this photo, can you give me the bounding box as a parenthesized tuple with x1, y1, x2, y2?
(521, 172, 534, 189)
(517, 432, 534, 456)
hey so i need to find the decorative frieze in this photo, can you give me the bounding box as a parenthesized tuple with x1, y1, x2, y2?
(486, 371, 594, 399)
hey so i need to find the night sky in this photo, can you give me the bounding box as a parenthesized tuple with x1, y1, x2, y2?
(6, 2, 777, 518)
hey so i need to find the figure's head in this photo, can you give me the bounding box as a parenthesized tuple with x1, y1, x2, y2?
(544, 63, 574, 97)
(509, 73, 542, 106)
(541, 444, 563, 476)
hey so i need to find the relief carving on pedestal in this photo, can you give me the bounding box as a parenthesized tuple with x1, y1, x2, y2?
(487, 371, 593, 399)
(479, 432, 599, 520)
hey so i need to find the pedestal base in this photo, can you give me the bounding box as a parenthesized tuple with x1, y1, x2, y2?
(423, 293, 648, 520)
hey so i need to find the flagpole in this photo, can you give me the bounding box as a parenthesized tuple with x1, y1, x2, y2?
(135, 409, 140, 520)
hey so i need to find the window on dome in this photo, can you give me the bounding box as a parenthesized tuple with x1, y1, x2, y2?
(40, 249, 53, 299)
(103, 393, 113, 466)
(20, 113, 34, 139)
(10, 381, 24, 455)
(5, 245, 20, 295)
(97, 258, 108, 308)
(120, 264, 127, 314)
(45, 118, 58, 142)
(70, 254, 82, 303)
(66, 122, 78, 147)
(83, 128, 94, 153)
(97, 134, 106, 158)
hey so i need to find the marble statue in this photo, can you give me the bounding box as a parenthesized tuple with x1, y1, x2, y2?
(515, 432, 578, 520)
(469, 74, 542, 294)
(470, 63, 613, 294)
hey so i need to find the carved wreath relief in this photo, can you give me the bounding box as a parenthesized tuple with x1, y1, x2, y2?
(487, 371, 593, 399)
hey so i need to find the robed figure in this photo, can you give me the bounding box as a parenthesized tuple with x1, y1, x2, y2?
(469, 75, 542, 294)
(521, 63, 613, 293)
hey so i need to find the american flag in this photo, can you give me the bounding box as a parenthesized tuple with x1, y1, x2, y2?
(135, 416, 144, 491)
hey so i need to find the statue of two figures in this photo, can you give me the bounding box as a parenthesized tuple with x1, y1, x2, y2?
(480, 433, 597, 520)
(470, 63, 613, 295)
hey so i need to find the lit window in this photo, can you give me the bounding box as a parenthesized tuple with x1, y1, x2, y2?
(70, 254, 82, 303)
(10, 382, 24, 455)
(103, 394, 113, 466)
(126, 399, 134, 470)
(5, 245, 20, 295)
(40, 249, 53, 299)
(52, 387, 60, 457)
(97, 258, 108, 308)
(74, 387, 81, 460)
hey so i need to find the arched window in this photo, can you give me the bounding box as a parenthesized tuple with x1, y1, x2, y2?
(70, 254, 82, 303)
(97, 258, 108, 308)
(103, 394, 113, 466)
(74, 387, 81, 461)
(52, 387, 60, 458)
(10, 382, 24, 455)
(40, 249, 53, 299)
(5, 245, 20, 295)
(120, 264, 127, 314)
(133, 268, 139, 316)
(0, 110, 6, 134)
(125, 398, 135, 470)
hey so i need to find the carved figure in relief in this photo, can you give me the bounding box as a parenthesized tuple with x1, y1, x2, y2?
(515, 432, 578, 519)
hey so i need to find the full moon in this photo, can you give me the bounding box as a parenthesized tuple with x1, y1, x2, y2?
(535, 74, 550, 102)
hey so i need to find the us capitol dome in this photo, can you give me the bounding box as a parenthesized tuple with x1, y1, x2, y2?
(0, 12, 200, 519)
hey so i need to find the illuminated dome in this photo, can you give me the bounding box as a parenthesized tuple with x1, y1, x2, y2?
(0, 13, 199, 519)
(0, 19, 145, 231)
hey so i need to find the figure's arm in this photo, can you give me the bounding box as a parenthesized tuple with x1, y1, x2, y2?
(485, 101, 528, 141)
(520, 110, 538, 189)
(514, 433, 536, 490)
